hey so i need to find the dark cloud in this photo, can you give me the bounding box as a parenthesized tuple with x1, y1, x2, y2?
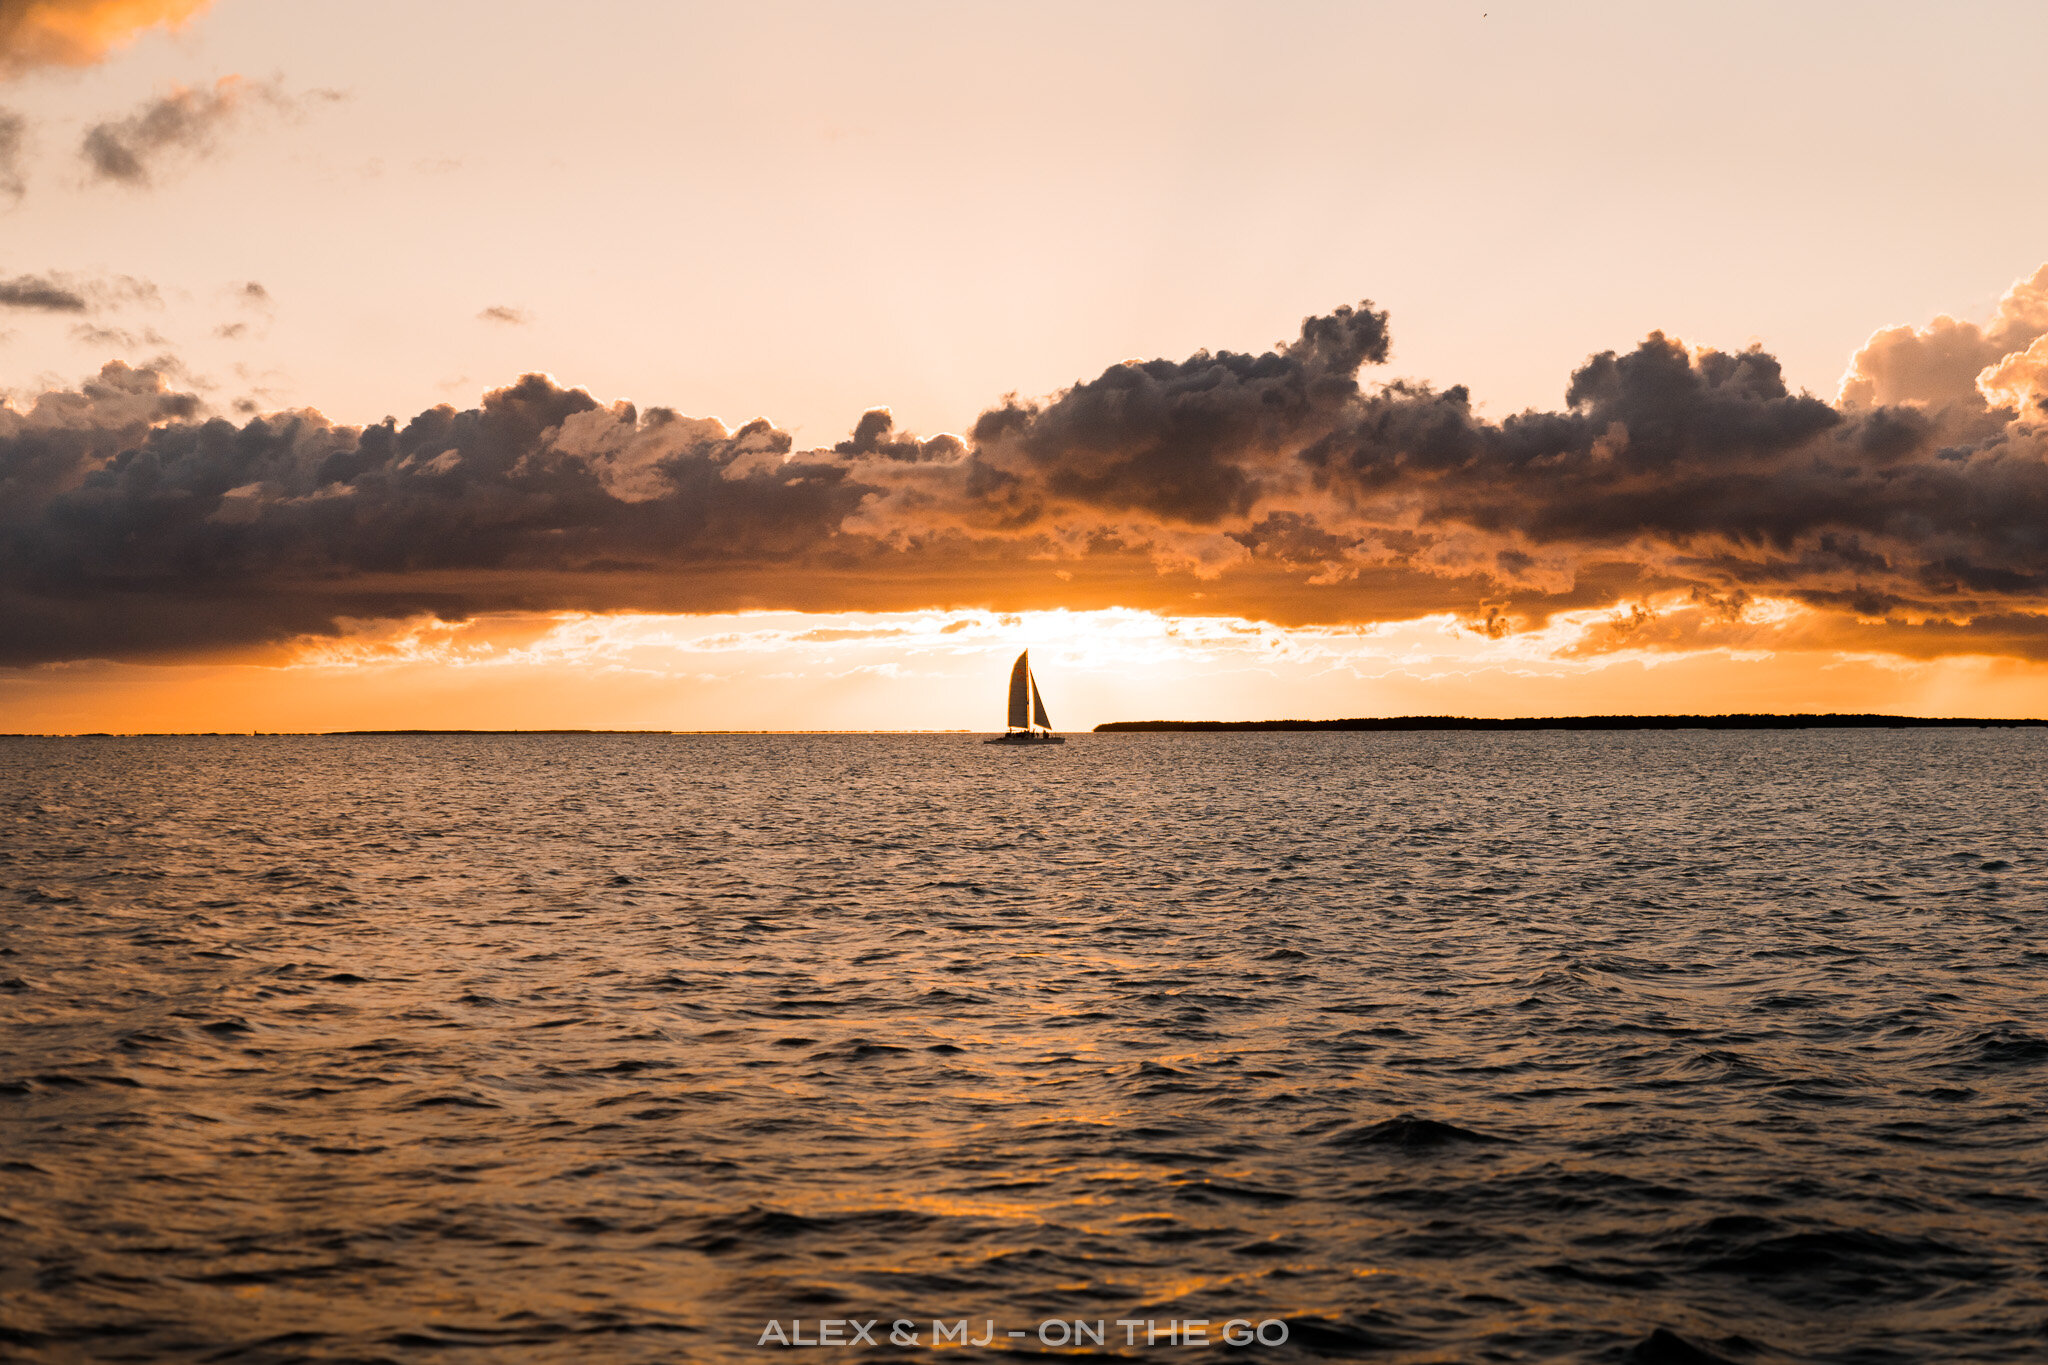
(0, 367, 868, 662)
(0, 272, 85, 311)
(478, 305, 528, 326)
(80, 76, 321, 186)
(0, 0, 213, 77)
(1260, 328, 2048, 624)
(968, 303, 1390, 524)
(834, 409, 964, 463)
(0, 270, 158, 314)
(209, 282, 269, 341)
(7, 275, 2048, 666)
(0, 107, 23, 201)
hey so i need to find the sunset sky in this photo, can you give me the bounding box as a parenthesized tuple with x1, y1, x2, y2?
(4, 0, 2048, 731)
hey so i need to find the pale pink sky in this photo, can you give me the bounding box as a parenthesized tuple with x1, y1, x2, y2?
(4, 0, 2045, 441)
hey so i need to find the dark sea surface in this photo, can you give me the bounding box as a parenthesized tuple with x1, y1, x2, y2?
(2, 732, 2044, 1364)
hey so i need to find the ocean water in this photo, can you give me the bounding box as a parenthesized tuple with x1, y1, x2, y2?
(1, 731, 2044, 1364)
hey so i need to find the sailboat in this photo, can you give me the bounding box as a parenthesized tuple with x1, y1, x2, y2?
(985, 649, 1067, 744)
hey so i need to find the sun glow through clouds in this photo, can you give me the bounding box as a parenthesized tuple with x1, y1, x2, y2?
(6, 600, 2047, 735)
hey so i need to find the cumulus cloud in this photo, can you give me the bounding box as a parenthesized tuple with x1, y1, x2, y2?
(5, 269, 2048, 666)
(81, 76, 336, 185)
(0, 0, 212, 78)
(967, 303, 1390, 524)
(0, 369, 865, 662)
(1838, 264, 2048, 413)
(1977, 334, 2048, 421)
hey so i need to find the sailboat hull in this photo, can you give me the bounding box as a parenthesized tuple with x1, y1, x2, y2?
(983, 732, 1067, 745)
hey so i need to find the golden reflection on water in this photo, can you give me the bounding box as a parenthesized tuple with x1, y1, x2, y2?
(2, 731, 2046, 1362)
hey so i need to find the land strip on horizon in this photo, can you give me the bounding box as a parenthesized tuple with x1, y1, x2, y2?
(1093, 716, 2048, 732)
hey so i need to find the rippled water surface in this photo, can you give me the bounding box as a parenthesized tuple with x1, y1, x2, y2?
(2, 732, 2045, 1363)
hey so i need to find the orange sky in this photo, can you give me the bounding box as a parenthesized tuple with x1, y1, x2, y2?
(7, 602, 2047, 734)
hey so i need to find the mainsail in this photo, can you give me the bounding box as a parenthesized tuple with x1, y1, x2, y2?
(1007, 651, 1031, 730)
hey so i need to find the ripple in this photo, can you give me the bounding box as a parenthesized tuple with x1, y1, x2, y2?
(1, 729, 2044, 1363)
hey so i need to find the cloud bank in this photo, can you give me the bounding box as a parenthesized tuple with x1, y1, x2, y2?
(4, 269, 2048, 666)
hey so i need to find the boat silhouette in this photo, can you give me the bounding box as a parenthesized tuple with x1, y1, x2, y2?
(985, 650, 1066, 744)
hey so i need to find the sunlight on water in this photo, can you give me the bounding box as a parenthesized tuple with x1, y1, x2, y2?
(1, 732, 2045, 1362)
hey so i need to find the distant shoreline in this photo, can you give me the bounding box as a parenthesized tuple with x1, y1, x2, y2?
(1093, 715, 2048, 732)
(4, 717, 2043, 738)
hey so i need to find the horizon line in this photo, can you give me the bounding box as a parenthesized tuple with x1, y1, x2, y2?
(5, 713, 2047, 738)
